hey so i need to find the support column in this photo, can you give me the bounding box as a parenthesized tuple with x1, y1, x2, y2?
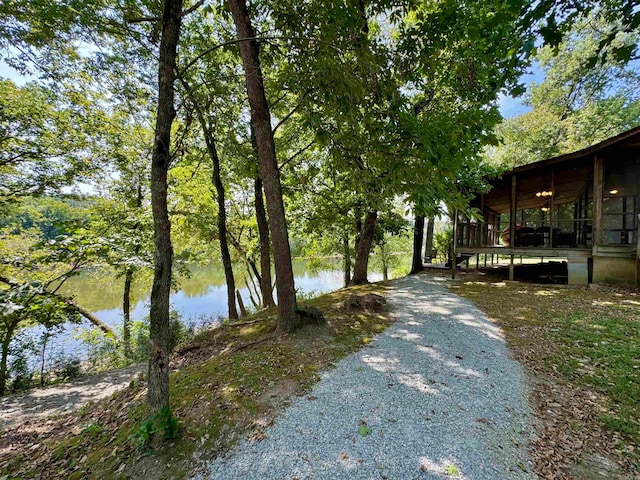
(593, 155, 604, 249)
(509, 254, 515, 281)
(451, 209, 457, 280)
(510, 175, 517, 247)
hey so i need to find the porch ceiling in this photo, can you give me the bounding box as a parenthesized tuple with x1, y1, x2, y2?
(482, 159, 593, 214)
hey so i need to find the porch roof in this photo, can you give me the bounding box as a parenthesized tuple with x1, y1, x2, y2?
(481, 125, 640, 214)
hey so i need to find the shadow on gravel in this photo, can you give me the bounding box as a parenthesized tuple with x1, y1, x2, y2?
(203, 276, 533, 480)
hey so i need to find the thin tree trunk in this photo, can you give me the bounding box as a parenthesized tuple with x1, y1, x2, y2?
(236, 290, 247, 317)
(381, 244, 389, 281)
(351, 210, 377, 284)
(411, 214, 425, 274)
(243, 274, 260, 309)
(40, 331, 48, 387)
(148, 0, 183, 415)
(210, 137, 238, 320)
(424, 215, 435, 263)
(228, 232, 262, 284)
(255, 176, 274, 307)
(343, 232, 351, 287)
(66, 298, 115, 335)
(0, 319, 19, 396)
(181, 74, 238, 321)
(228, 0, 298, 331)
(123, 269, 133, 359)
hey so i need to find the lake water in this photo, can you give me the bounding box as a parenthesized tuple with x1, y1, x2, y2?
(22, 260, 383, 369)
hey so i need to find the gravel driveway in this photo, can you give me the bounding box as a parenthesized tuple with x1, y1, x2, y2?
(198, 274, 535, 480)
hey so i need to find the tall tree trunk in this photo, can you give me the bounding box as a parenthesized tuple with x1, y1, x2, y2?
(351, 210, 377, 284)
(123, 269, 133, 359)
(255, 176, 274, 307)
(411, 214, 425, 274)
(181, 74, 238, 321)
(210, 134, 238, 320)
(0, 319, 19, 396)
(343, 232, 351, 287)
(424, 215, 435, 263)
(148, 0, 182, 415)
(236, 290, 247, 317)
(380, 244, 389, 281)
(228, 0, 298, 331)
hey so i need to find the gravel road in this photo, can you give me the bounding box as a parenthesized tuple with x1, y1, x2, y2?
(198, 274, 535, 480)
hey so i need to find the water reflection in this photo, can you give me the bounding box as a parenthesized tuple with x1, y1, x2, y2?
(27, 260, 382, 365)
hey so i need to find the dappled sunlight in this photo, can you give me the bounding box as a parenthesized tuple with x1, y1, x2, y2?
(418, 456, 467, 479)
(396, 373, 437, 395)
(593, 300, 614, 306)
(620, 299, 640, 309)
(454, 316, 504, 342)
(362, 355, 400, 373)
(389, 328, 422, 342)
(415, 345, 483, 378)
(534, 289, 560, 296)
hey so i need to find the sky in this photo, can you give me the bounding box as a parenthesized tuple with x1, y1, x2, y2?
(1, 58, 545, 120)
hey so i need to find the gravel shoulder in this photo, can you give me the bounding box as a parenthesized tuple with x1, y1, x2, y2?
(198, 274, 535, 479)
(0, 362, 145, 430)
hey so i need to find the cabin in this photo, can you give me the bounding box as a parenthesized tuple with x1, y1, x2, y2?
(456, 126, 640, 286)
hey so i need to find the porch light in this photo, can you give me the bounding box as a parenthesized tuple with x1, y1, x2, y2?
(609, 189, 619, 195)
(536, 190, 553, 197)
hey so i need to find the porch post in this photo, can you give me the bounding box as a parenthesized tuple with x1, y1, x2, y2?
(451, 208, 457, 280)
(510, 174, 517, 247)
(593, 155, 604, 248)
(509, 255, 515, 281)
(549, 168, 555, 247)
(636, 213, 640, 287)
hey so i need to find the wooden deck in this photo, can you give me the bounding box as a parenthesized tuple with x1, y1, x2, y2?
(457, 246, 593, 258)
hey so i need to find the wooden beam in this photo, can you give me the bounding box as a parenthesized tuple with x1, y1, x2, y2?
(510, 175, 517, 247)
(549, 167, 554, 247)
(509, 254, 515, 281)
(593, 155, 604, 247)
(636, 214, 640, 287)
(451, 209, 457, 280)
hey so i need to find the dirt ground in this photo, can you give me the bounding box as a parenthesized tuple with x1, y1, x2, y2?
(0, 363, 145, 431)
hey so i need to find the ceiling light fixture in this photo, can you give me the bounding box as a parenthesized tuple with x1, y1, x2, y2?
(609, 189, 619, 195)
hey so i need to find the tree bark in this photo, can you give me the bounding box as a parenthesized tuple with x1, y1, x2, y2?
(228, 0, 298, 331)
(236, 289, 247, 317)
(123, 269, 133, 359)
(63, 298, 114, 335)
(411, 214, 425, 274)
(381, 244, 389, 281)
(181, 74, 238, 321)
(351, 210, 377, 284)
(424, 215, 435, 263)
(254, 176, 274, 307)
(0, 319, 19, 396)
(343, 232, 351, 287)
(148, 0, 183, 415)
(210, 132, 238, 321)
(0, 275, 114, 335)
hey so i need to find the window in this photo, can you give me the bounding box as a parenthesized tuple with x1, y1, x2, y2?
(603, 158, 639, 245)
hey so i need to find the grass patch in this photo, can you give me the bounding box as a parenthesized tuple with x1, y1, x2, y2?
(450, 278, 640, 477)
(0, 282, 393, 480)
(549, 310, 640, 442)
